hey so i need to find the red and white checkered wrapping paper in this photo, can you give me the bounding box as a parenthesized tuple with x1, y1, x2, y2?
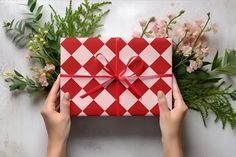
(60, 37, 172, 116)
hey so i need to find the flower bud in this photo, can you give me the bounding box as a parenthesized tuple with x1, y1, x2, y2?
(28, 46, 33, 51)
(149, 16, 156, 22)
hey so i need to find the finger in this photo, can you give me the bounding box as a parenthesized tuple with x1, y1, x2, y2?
(157, 90, 169, 115)
(172, 76, 184, 103)
(47, 75, 60, 103)
(60, 92, 70, 115)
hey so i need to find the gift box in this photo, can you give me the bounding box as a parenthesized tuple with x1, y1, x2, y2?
(60, 37, 172, 116)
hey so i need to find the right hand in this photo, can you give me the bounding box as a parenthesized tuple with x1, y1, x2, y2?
(157, 76, 188, 157)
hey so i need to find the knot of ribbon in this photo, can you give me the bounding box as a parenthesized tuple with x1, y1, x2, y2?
(79, 53, 144, 98)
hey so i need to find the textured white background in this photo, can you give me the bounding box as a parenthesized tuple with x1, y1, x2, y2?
(1, 0, 236, 157)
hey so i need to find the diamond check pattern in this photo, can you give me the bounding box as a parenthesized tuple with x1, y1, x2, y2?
(150, 38, 171, 55)
(61, 38, 82, 54)
(83, 38, 104, 54)
(60, 37, 172, 116)
(61, 78, 82, 98)
(128, 56, 149, 76)
(83, 56, 104, 75)
(150, 56, 171, 74)
(128, 38, 149, 54)
(61, 56, 81, 74)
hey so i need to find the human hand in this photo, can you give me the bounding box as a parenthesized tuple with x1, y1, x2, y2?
(40, 76, 71, 157)
(157, 76, 188, 157)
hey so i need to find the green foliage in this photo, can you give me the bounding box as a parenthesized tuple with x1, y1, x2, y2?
(4, 70, 42, 96)
(3, 0, 111, 94)
(211, 49, 236, 75)
(49, 0, 111, 37)
(3, 0, 44, 47)
(178, 77, 236, 129)
(174, 49, 236, 129)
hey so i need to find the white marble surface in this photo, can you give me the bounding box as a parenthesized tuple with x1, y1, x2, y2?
(1, 0, 236, 157)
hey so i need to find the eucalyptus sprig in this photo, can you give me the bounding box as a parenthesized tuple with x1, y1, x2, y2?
(3, 0, 44, 47)
(4, 70, 43, 96)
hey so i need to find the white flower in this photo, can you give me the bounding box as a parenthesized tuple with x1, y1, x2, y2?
(186, 66, 194, 73)
(181, 45, 192, 57)
(44, 64, 55, 72)
(37, 72, 49, 87)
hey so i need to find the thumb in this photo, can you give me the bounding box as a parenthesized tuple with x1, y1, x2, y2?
(60, 92, 71, 115)
(157, 91, 169, 115)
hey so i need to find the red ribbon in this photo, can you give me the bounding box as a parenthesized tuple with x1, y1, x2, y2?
(61, 38, 172, 116)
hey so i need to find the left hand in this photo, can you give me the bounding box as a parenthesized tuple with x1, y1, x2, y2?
(40, 76, 71, 157)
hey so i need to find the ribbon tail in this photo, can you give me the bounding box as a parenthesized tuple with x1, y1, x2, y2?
(80, 79, 113, 98)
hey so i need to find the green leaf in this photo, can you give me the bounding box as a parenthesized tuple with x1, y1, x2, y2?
(30, 0, 36, 12)
(29, 88, 42, 96)
(9, 80, 27, 91)
(14, 70, 24, 78)
(230, 91, 236, 100)
(36, 5, 43, 15)
(27, 0, 33, 6)
(211, 51, 222, 70)
(26, 76, 36, 85)
(202, 77, 222, 84)
(202, 61, 211, 66)
(35, 13, 42, 21)
(225, 49, 236, 65)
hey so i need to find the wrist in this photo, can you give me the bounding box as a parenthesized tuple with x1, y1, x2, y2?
(47, 139, 67, 157)
(161, 133, 180, 142)
(161, 135, 184, 157)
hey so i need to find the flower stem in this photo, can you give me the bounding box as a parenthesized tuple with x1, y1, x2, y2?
(166, 10, 185, 35)
(192, 13, 211, 52)
(140, 17, 155, 37)
(174, 30, 189, 52)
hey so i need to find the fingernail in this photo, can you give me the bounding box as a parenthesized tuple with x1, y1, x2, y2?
(64, 92, 70, 100)
(157, 90, 163, 97)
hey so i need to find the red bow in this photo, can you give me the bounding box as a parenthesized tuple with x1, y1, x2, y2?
(81, 53, 144, 98)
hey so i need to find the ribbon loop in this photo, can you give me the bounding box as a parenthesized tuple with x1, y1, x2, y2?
(79, 54, 143, 98)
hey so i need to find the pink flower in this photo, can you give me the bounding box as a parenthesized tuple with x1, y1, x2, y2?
(186, 66, 194, 73)
(181, 45, 192, 57)
(37, 72, 49, 87)
(132, 31, 141, 37)
(195, 20, 203, 26)
(145, 33, 154, 38)
(44, 64, 55, 72)
(201, 47, 209, 56)
(151, 22, 158, 34)
(139, 20, 147, 28)
(186, 58, 203, 73)
(166, 13, 176, 20)
(211, 23, 218, 33)
(173, 28, 186, 38)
